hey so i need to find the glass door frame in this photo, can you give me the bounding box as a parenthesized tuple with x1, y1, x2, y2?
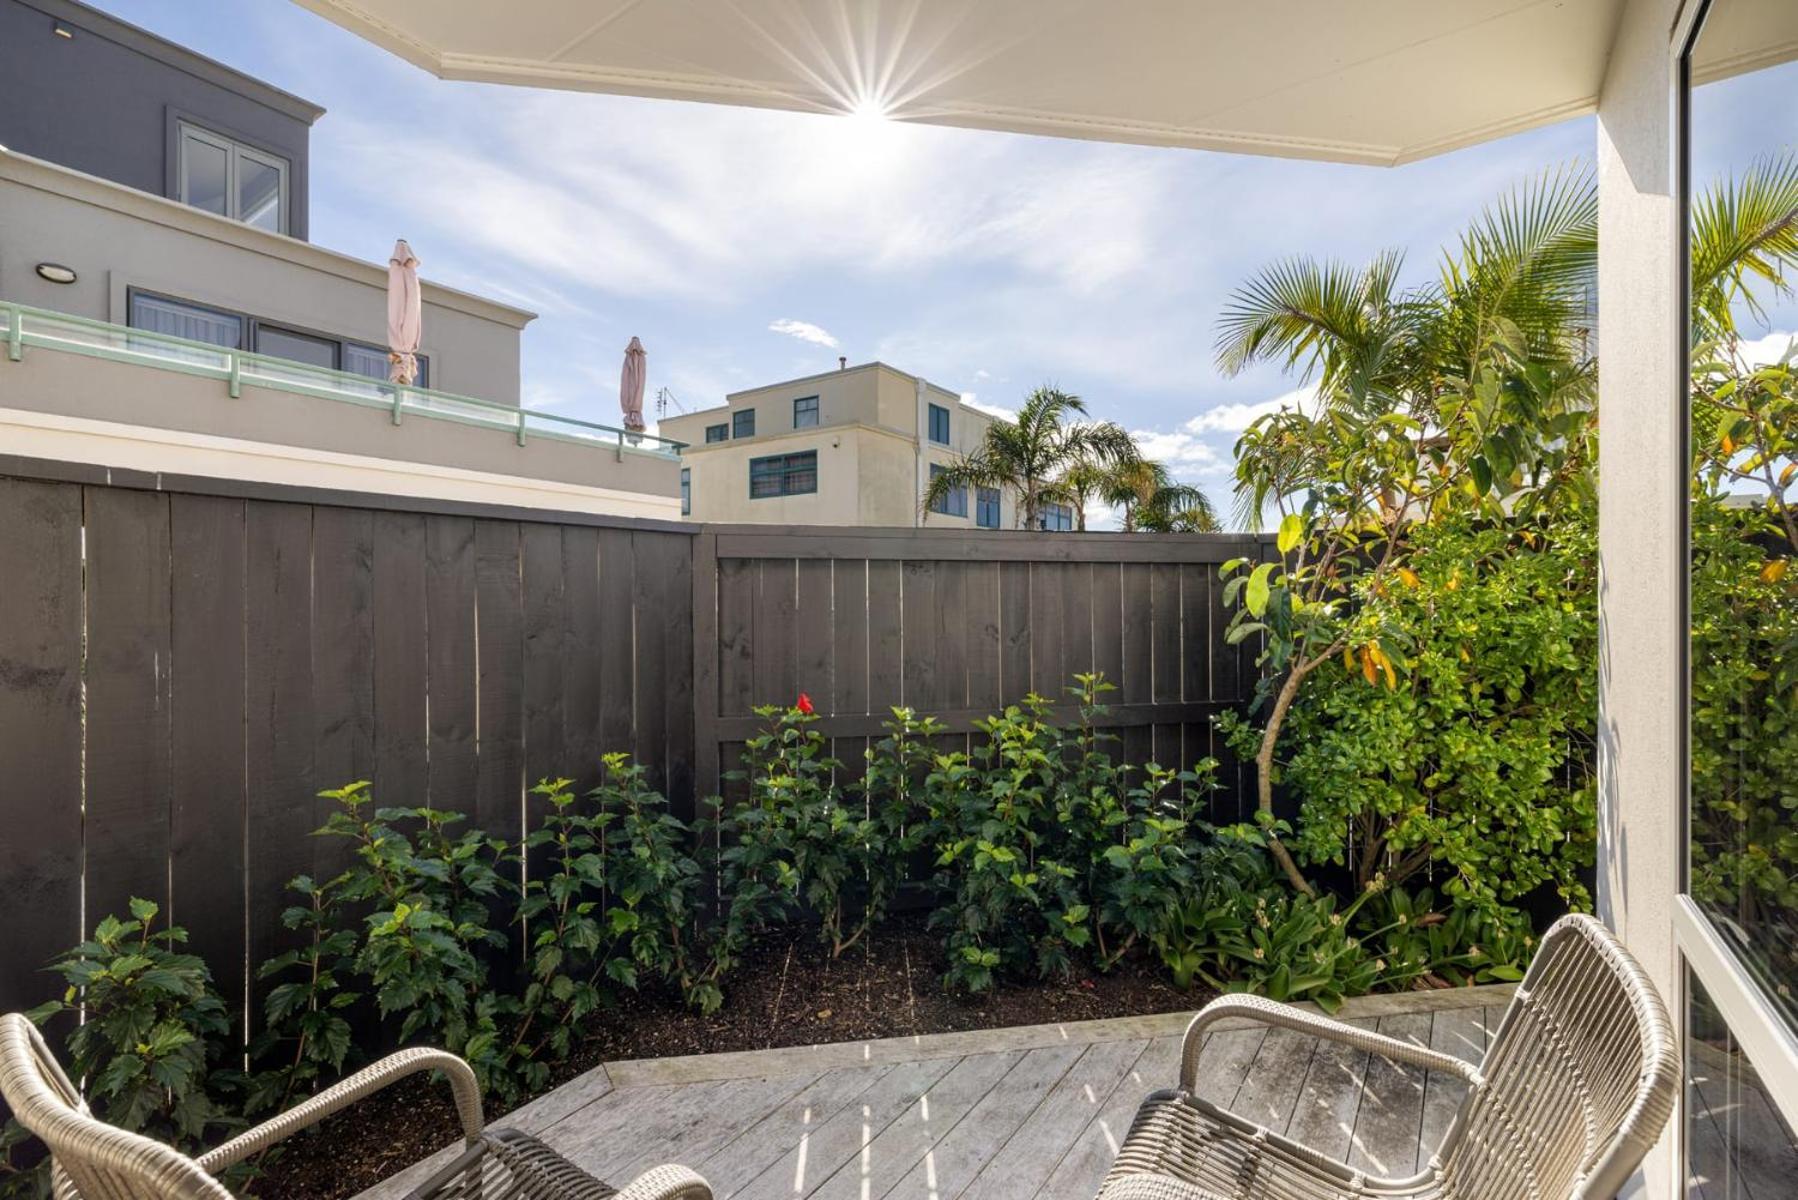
(1674, 0, 1798, 1140)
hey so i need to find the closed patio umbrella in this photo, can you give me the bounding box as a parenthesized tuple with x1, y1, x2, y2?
(621, 336, 647, 432)
(387, 238, 421, 385)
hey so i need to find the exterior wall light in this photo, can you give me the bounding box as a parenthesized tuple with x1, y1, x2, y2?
(35, 263, 77, 284)
(53, 23, 73, 38)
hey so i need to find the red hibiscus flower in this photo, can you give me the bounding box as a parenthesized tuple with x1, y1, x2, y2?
(795, 692, 815, 715)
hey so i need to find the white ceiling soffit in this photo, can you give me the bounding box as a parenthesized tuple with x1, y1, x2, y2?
(293, 0, 1634, 166)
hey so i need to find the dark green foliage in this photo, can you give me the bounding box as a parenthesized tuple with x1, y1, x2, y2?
(3, 901, 239, 1200)
(916, 675, 1220, 992)
(244, 876, 359, 1116)
(1220, 513, 1598, 917)
(26, 900, 236, 1144)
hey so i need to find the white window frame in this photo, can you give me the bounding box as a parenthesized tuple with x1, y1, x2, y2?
(177, 121, 289, 234)
(1673, 0, 1798, 1145)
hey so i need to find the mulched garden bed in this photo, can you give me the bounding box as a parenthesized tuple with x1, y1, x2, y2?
(257, 913, 1208, 1200)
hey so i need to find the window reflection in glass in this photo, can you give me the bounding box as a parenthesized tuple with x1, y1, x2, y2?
(181, 133, 229, 216)
(238, 153, 284, 232)
(1686, 0, 1798, 1034)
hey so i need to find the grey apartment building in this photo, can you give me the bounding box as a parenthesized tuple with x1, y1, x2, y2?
(0, 0, 681, 517)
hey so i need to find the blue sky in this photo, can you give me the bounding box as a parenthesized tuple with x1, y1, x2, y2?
(88, 2, 1791, 520)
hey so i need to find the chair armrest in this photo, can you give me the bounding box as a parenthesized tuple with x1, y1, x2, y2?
(613, 1164, 713, 1200)
(1179, 993, 1482, 1093)
(198, 1047, 483, 1173)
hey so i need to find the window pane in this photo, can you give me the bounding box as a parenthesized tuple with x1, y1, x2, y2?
(794, 396, 819, 428)
(749, 452, 816, 497)
(238, 152, 284, 232)
(680, 468, 691, 515)
(255, 325, 337, 370)
(977, 486, 1001, 529)
(128, 292, 243, 349)
(1686, 0, 1798, 1035)
(1686, 970, 1798, 1198)
(928, 403, 950, 445)
(734, 408, 756, 438)
(784, 452, 817, 495)
(706, 423, 729, 443)
(180, 132, 229, 216)
(343, 342, 389, 381)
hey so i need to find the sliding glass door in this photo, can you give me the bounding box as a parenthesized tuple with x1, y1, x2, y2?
(1681, 3, 1798, 1194)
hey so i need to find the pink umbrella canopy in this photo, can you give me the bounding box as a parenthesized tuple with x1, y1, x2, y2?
(620, 336, 647, 432)
(386, 239, 422, 385)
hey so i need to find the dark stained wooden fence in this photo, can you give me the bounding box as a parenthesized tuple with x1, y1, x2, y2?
(0, 463, 693, 1035)
(692, 527, 1271, 818)
(0, 460, 1266, 1034)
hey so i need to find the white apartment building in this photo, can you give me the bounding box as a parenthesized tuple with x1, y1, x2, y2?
(659, 362, 1051, 529)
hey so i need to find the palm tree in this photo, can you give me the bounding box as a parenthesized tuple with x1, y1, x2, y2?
(1216, 164, 1602, 528)
(922, 387, 1137, 529)
(1102, 459, 1220, 532)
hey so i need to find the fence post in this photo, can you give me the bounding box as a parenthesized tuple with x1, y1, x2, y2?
(6, 306, 21, 362)
(516, 408, 527, 447)
(390, 385, 405, 426)
(227, 351, 242, 398)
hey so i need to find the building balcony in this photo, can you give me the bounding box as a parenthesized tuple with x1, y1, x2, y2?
(0, 300, 684, 518)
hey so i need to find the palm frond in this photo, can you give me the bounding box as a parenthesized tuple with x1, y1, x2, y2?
(1692, 151, 1798, 338)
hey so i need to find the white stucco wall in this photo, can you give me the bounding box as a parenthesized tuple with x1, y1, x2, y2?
(1595, 0, 1686, 1194)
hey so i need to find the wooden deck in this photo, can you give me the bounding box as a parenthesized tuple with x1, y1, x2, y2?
(360, 987, 1514, 1200)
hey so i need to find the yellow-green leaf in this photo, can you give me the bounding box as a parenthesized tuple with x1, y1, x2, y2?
(1276, 513, 1303, 555)
(1245, 562, 1275, 617)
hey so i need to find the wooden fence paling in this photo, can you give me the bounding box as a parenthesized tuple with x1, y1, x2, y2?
(694, 527, 1270, 826)
(0, 459, 1270, 1038)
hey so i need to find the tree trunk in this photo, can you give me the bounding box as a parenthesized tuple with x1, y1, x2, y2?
(1255, 664, 1315, 896)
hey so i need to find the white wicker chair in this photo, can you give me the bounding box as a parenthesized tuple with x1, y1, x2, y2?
(1098, 914, 1679, 1200)
(0, 1014, 711, 1200)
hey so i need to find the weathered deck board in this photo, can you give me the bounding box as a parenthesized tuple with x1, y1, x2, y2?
(1346, 1012, 1431, 1178)
(356, 986, 1525, 1200)
(703, 1066, 896, 1198)
(1229, 1025, 1319, 1135)
(1416, 1005, 1490, 1173)
(872, 1044, 1084, 1200)
(960, 1039, 1146, 1200)
(805, 1053, 1022, 1200)
(1285, 1017, 1374, 1161)
(733, 1057, 960, 1200)
(1039, 1037, 1181, 1200)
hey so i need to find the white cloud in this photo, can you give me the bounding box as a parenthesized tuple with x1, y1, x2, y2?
(963, 392, 1016, 421)
(1129, 427, 1221, 473)
(1183, 385, 1317, 435)
(1739, 330, 1797, 368)
(769, 318, 840, 348)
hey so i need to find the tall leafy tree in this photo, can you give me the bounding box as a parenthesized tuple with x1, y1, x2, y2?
(922, 387, 1137, 528)
(1213, 167, 1602, 893)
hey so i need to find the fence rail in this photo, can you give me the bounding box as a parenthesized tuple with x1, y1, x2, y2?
(0, 458, 1268, 1033)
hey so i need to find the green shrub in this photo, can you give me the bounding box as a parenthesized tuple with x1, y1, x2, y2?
(25, 899, 236, 1145)
(923, 692, 1089, 989)
(1367, 885, 1534, 989)
(244, 875, 359, 1115)
(914, 675, 1218, 992)
(588, 754, 712, 1011)
(1221, 513, 1597, 918)
(2, 900, 240, 1200)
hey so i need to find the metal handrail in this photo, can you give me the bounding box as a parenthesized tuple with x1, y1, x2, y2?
(0, 300, 686, 459)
